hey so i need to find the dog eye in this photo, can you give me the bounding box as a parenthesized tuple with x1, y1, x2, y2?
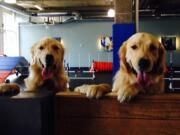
(39, 46, 44, 50)
(150, 44, 157, 51)
(131, 45, 137, 50)
(52, 45, 59, 51)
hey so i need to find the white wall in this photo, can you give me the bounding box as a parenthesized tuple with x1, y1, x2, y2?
(19, 21, 113, 67)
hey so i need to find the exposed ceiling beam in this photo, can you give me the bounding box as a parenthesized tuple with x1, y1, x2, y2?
(0, 2, 31, 16)
(28, 6, 111, 14)
(17, 0, 112, 8)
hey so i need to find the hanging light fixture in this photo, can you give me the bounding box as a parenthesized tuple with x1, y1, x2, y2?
(107, 8, 115, 17)
(107, 0, 115, 17)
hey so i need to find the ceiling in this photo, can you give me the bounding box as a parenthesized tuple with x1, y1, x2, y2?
(1, 0, 180, 20)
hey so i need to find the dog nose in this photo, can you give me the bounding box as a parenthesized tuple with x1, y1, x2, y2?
(46, 54, 54, 66)
(138, 58, 150, 71)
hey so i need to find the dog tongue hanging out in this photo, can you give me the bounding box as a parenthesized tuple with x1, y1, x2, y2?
(42, 67, 53, 80)
(112, 32, 166, 103)
(25, 38, 68, 92)
(41, 54, 55, 80)
(137, 72, 151, 87)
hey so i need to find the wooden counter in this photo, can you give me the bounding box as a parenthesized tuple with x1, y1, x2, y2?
(55, 92, 180, 135)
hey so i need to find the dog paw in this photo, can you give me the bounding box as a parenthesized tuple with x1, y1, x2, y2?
(75, 84, 111, 99)
(117, 88, 136, 103)
(86, 85, 103, 99)
(0, 83, 20, 96)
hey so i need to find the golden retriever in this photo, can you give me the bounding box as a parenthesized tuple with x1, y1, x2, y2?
(25, 38, 68, 92)
(25, 38, 111, 96)
(112, 32, 166, 103)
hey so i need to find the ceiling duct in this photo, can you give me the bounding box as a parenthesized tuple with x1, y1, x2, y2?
(36, 12, 77, 17)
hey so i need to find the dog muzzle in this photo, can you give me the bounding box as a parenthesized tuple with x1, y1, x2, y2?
(128, 61, 153, 87)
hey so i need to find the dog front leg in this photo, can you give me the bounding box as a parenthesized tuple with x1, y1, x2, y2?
(117, 83, 141, 103)
(24, 77, 43, 91)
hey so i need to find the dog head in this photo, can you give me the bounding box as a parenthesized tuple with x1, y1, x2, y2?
(119, 32, 165, 86)
(31, 38, 65, 80)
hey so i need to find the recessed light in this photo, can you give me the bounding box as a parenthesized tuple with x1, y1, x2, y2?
(4, 0, 16, 4)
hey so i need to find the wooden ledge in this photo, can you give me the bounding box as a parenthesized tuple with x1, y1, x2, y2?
(55, 92, 180, 119)
(55, 92, 180, 135)
(56, 92, 180, 103)
(0, 91, 53, 100)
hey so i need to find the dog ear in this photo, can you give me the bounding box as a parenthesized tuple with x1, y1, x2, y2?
(30, 44, 35, 58)
(119, 41, 129, 72)
(154, 43, 166, 75)
(59, 43, 65, 62)
(30, 43, 37, 65)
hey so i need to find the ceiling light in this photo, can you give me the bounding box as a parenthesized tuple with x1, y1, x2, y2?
(4, 0, 16, 4)
(34, 5, 44, 11)
(107, 8, 115, 17)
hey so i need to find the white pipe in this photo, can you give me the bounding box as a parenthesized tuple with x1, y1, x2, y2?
(68, 77, 95, 80)
(164, 78, 180, 81)
(174, 71, 180, 73)
(135, 0, 139, 32)
(65, 70, 95, 73)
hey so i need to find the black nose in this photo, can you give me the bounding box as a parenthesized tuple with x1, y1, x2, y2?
(45, 54, 54, 66)
(138, 58, 150, 71)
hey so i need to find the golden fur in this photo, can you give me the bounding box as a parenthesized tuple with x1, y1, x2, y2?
(25, 38, 68, 92)
(0, 38, 110, 96)
(25, 37, 110, 97)
(0, 83, 20, 96)
(75, 84, 111, 99)
(112, 32, 166, 102)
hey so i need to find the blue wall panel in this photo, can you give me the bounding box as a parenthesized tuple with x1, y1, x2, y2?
(113, 24, 135, 76)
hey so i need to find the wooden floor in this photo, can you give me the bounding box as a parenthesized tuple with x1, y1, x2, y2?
(55, 92, 180, 135)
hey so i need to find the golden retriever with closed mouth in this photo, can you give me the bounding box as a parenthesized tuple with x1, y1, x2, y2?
(112, 32, 166, 103)
(25, 38, 68, 92)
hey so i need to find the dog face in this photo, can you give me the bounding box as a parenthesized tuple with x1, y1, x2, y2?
(31, 38, 64, 79)
(120, 33, 165, 75)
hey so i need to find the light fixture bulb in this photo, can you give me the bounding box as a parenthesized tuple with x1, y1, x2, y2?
(107, 8, 115, 17)
(4, 0, 16, 4)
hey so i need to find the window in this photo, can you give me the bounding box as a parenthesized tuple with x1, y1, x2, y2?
(3, 11, 19, 56)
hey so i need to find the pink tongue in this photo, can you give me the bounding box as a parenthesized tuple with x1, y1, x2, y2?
(137, 72, 150, 86)
(42, 68, 53, 80)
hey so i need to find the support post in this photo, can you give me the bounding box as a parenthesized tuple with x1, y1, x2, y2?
(113, 0, 135, 75)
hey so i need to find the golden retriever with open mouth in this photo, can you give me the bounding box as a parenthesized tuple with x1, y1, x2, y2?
(112, 32, 166, 103)
(25, 38, 68, 92)
(25, 38, 111, 96)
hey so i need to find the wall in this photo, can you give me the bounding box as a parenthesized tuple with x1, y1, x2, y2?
(19, 21, 113, 67)
(19, 18, 180, 67)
